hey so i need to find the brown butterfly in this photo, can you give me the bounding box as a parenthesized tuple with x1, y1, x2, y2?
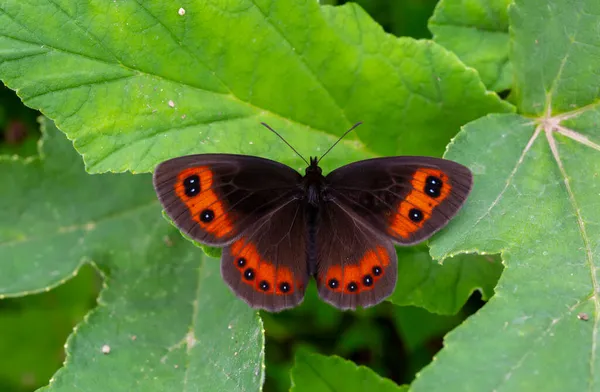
(153, 123, 472, 312)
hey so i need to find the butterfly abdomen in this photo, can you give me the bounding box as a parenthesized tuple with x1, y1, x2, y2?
(305, 204, 319, 276)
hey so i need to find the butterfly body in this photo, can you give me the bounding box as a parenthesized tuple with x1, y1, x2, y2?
(153, 153, 472, 312)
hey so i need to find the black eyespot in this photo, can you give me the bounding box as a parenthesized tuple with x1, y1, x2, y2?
(243, 268, 255, 280)
(426, 175, 441, 186)
(200, 209, 215, 223)
(259, 280, 270, 291)
(347, 282, 358, 292)
(424, 175, 443, 198)
(372, 266, 382, 276)
(236, 258, 246, 268)
(409, 208, 423, 222)
(183, 175, 201, 197)
(328, 279, 339, 289)
(363, 275, 373, 287)
(279, 282, 291, 293)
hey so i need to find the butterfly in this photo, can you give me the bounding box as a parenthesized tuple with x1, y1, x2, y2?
(152, 123, 473, 312)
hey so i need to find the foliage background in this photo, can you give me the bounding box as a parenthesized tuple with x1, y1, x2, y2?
(1, 0, 596, 391)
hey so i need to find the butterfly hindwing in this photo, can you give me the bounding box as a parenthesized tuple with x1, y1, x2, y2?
(153, 154, 302, 246)
(221, 200, 309, 311)
(325, 157, 473, 245)
(315, 202, 398, 310)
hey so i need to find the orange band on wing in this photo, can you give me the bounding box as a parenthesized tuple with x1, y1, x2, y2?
(389, 168, 451, 238)
(174, 167, 234, 238)
(323, 246, 389, 294)
(231, 238, 297, 296)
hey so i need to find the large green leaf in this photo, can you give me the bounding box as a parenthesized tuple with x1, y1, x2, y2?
(291, 349, 407, 392)
(413, 0, 600, 390)
(0, 0, 511, 174)
(429, 0, 512, 92)
(0, 119, 264, 391)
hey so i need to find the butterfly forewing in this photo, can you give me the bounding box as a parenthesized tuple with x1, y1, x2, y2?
(153, 154, 302, 246)
(221, 200, 309, 311)
(325, 157, 473, 245)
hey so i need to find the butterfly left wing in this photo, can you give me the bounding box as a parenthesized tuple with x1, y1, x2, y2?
(153, 154, 302, 246)
(325, 156, 473, 245)
(221, 200, 309, 312)
(314, 202, 398, 310)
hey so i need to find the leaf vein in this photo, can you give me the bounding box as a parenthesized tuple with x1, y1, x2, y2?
(0, 199, 158, 248)
(457, 124, 543, 248)
(545, 129, 599, 389)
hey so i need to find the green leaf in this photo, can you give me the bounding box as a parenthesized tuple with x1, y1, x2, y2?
(429, 0, 512, 92)
(0, 0, 511, 174)
(0, 119, 264, 391)
(0, 265, 98, 391)
(0, 117, 156, 295)
(413, 0, 600, 389)
(388, 245, 502, 315)
(43, 248, 264, 392)
(511, 0, 600, 115)
(291, 349, 407, 392)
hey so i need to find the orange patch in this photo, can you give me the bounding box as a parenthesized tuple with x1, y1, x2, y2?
(231, 238, 295, 295)
(174, 167, 234, 238)
(324, 246, 389, 294)
(389, 168, 451, 238)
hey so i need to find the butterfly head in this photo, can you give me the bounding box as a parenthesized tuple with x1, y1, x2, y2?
(305, 156, 322, 175)
(303, 157, 326, 206)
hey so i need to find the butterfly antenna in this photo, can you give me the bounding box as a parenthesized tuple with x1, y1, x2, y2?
(261, 122, 310, 166)
(317, 122, 363, 163)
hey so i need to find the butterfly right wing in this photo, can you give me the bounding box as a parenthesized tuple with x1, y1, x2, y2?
(314, 202, 398, 310)
(325, 156, 472, 245)
(221, 200, 309, 312)
(314, 156, 471, 309)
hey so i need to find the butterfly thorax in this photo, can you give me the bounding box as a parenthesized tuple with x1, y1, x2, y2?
(303, 157, 326, 206)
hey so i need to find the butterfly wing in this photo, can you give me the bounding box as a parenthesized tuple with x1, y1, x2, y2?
(153, 154, 302, 246)
(221, 200, 309, 311)
(314, 202, 397, 310)
(315, 156, 471, 309)
(325, 157, 472, 245)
